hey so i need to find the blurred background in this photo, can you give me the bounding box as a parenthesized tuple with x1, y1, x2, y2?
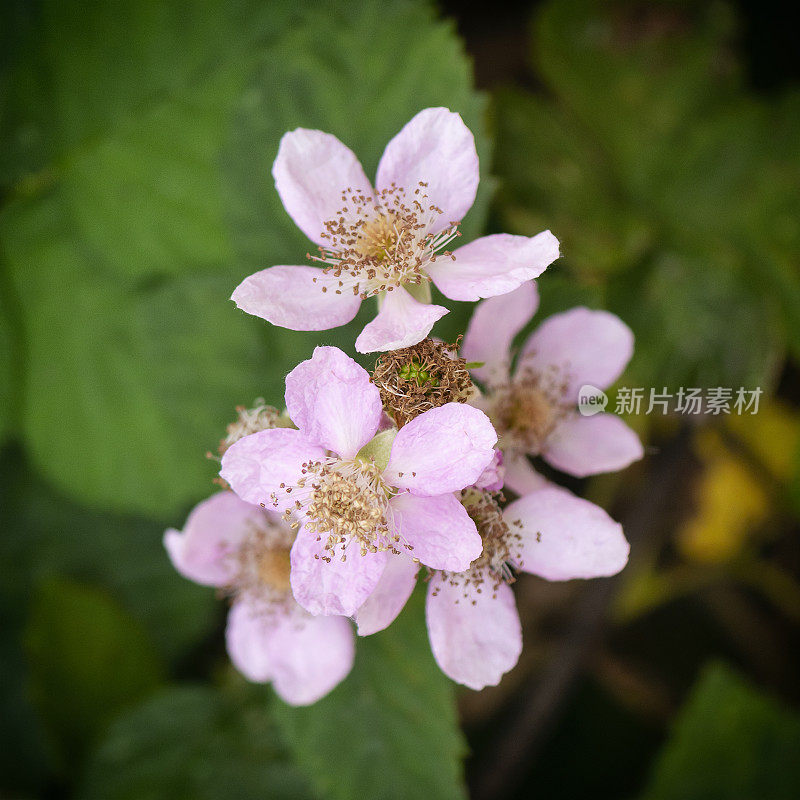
(1, 0, 799, 798)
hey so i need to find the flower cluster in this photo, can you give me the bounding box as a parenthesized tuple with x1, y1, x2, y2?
(165, 108, 642, 704)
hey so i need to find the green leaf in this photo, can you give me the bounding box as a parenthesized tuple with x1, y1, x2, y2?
(533, 0, 740, 189)
(24, 577, 165, 769)
(78, 684, 315, 800)
(0, 446, 217, 665)
(492, 88, 655, 279)
(1, 0, 489, 517)
(272, 590, 468, 800)
(640, 662, 800, 800)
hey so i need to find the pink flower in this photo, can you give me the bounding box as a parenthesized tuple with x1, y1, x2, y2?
(164, 491, 354, 705)
(219, 346, 497, 617)
(425, 486, 629, 689)
(231, 107, 560, 353)
(462, 282, 643, 495)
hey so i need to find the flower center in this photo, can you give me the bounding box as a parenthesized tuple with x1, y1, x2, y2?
(491, 364, 569, 454)
(371, 337, 475, 427)
(309, 183, 461, 298)
(226, 516, 295, 606)
(293, 458, 399, 558)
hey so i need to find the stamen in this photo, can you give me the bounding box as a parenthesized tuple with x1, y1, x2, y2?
(276, 456, 406, 560)
(428, 489, 524, 602)
(308, 182, 461, 298)
(220, 514, 295, 613)
(489, 361, 570, 454)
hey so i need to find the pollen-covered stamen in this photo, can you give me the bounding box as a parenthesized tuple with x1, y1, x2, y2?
(278, 456, 404, 560)
(429, 489, 524, 603)
(308, 182, 461, 299)
(372, 337, 475, 427)
(490, 361, 570, 454)
(221, 515, 295, 611)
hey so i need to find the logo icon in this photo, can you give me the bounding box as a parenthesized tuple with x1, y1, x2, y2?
(577, 384, 608, 417)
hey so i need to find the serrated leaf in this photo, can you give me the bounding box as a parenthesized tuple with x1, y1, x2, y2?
(78, 684, 315, 800)
(271, 590, 468, 800)
(24, 577, 165, 768)
(1, 0, 489, 517)
(640, 662, 800, 800)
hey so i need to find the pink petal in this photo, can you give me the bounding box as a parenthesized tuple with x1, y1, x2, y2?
(231, 265, 361, 331)
(290, 524, 388, 617)
(219, 428, 326, 512)
(354, 554, 419, 636)
(521, 307, 634, 403)
(502, 452, 549, 496)
(425, 574, 522, 690)
(272, 128, 373, 246)
(268, 609, 355, 706)
(543, 412, 644, 478)
(285, 346, 382, 459)
(354, 287, 448, 353)
(428, 231, 559, 302)
(163, 492, 266, 587)
(383, 403, 497, 495)
(225, 600, 274, 682)
(375, 107, 479, 233)
(388, 492, 482, 571)
(504, 486, 629, 580)
(462, 282, 539, 387)
(472, 449, 505, 492)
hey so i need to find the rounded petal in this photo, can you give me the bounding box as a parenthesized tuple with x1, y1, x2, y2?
(163, 492, 266, 587)
(501, 452, 549, 496)
(388, 492, 482, 572)
(355, 554, 418, 636)
(220, 428, 326, 512)
(268, 611, 355, 706)
(231, 265, 361, 331)
(225, 600, 274, 683)
(428, 231, 559, 302)
(425, 574, 522, 690)
(290, 524, 388, 617)
(354, 287, 448, 353)
(375, 107, 479, 233)
(543, 412, 644, 478)
(383, 403, 497, 495)
(272, 128, 373, 246)
(504, 486, 630, 580)
(521, 307, 634, 403)
(462, 282, 539, 387)
(285, 346, 382, 459)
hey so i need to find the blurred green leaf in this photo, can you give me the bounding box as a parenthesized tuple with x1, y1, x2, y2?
(0, 447, 217, 665)
(493, 0, 798, 389)
(24, 577, 165, 769)
(0, 0, 489, 517)
(640, 662, 800, 800)
(79, 684, 315, 800)
(272, 590, 468, 800)
(76, 686, 313, 800)
(533, 0, 740, 190)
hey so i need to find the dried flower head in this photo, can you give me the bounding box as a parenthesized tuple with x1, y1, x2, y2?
(371, 337, 474, 427)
